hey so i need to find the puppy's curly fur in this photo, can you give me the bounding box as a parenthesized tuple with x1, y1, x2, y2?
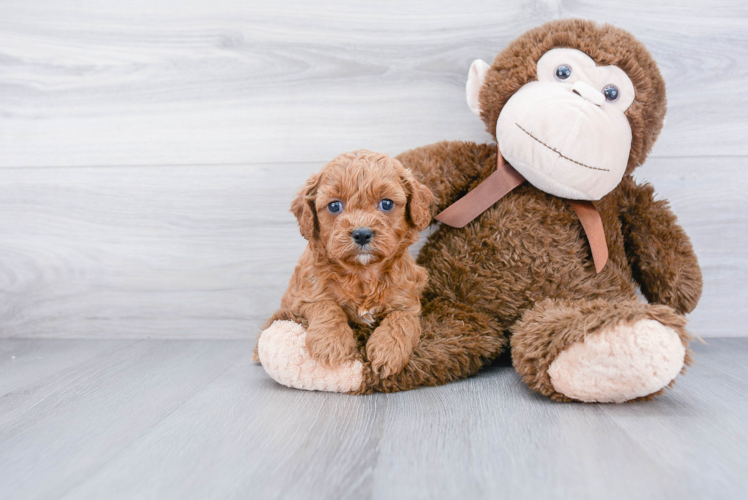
(255, 20, 702, 402)
(257, 150, 433, 378)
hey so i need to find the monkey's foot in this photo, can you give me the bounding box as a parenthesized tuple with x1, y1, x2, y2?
(256, 320, 364, 393)
(548, 319, 686, 403)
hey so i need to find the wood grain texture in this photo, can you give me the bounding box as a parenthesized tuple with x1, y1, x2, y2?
(0, 163, 311, 339)
(0, 0, 746, 338)
(0, 338, 746, 499)
(0, 0, 747, 167)
(0, 339, 248, 499)
(0, 339, 135, 395)
(0, 157, 744, 338)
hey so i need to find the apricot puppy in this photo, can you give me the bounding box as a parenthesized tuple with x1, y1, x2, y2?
(265, 150, 433, 378)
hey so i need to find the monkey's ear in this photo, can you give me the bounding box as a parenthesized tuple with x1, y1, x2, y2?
(401, 169, 434, 231)
(290, 173, 320, 241)
(466, 59, 491, 116)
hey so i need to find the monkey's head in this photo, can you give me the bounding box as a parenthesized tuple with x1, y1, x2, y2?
(467, 19, 666, 200)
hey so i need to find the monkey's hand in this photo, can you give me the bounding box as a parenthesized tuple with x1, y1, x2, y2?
(619, 177, 703, 314)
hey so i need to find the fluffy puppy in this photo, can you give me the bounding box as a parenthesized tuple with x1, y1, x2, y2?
(261, 150, 433, 378)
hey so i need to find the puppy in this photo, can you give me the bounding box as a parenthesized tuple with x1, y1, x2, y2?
(260, 150, 433, 378)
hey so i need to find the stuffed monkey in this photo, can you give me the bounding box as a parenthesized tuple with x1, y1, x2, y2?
(256, 19, 702, 402)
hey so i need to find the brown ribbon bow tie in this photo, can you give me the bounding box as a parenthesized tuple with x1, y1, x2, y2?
(434, 147, 609, 273)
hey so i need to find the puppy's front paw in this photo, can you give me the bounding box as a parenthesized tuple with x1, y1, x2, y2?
(366, 325, 412, 379)
(305, 323, 357, 369)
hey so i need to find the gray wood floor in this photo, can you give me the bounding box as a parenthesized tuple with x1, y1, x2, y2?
(1, 0, 747, 339)
(1, 3, 746, 499)
(0, 338, 746, 500)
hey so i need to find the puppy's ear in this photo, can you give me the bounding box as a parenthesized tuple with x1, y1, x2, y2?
(291, 172, 320, 240)
(400, 167, 434, 231)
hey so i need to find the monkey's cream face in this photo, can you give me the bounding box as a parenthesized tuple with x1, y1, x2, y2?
(469, 49, 636, 200)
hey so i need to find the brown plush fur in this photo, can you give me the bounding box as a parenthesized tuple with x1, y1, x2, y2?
(510, 298, 693, 402)
(350, 20, 702, 400)
(479, 19, 667, 174)
(260, 150, 433, 378)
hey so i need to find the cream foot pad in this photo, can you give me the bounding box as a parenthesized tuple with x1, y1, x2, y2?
(548, 319, 686, 403)
(257, 320, 364, 393)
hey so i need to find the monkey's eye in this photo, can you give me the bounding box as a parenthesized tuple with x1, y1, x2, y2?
(327, 201, 343, 214)
(603, 84, 620, 102)
(554, 64, 572, 81)
(379, 199, 394, 212)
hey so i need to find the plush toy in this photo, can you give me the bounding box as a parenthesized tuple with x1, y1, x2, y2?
(256, 19, 703, 403)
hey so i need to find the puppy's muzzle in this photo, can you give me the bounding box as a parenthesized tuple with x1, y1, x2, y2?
(351, 227, 374, 246)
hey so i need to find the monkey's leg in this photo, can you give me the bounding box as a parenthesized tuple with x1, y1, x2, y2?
(255, 299, 507, 394)
(359, 299, 507, 393)
(252, 309, 306, 363)
(510, 298, 692, 403)
(256, 320, 365, 393)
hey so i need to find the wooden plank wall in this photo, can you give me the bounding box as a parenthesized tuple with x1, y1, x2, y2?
(0, 0, 746, 338)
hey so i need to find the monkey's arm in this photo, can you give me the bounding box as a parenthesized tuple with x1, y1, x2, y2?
(396, 141, 497, 214)
(618, 177, 703, 314)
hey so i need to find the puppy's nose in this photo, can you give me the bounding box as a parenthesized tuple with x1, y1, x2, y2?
(351, 227, 373, 246)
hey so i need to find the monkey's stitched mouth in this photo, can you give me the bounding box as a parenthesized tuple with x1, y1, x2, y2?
(515, 123, 610, 172)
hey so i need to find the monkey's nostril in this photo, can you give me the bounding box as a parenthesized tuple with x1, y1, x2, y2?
(571, 80, 605, 106)
(351, 227, 374, 246)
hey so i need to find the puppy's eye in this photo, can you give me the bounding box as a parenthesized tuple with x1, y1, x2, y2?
(379, 199, 394, 212)
(327, 201, 343, 214)
(555, 64, 572, 81)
